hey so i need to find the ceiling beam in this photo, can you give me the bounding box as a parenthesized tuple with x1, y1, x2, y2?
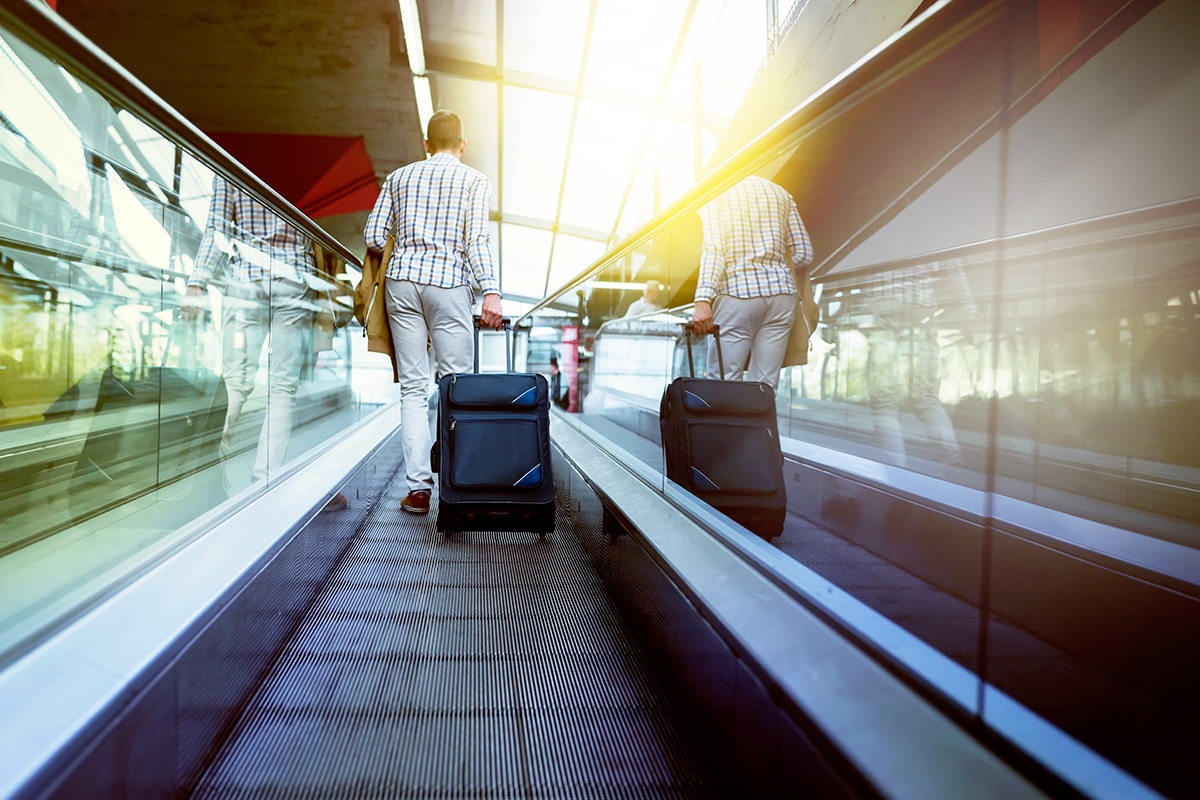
(605, 0, 702, 247)
(424, 54, 729, 131)
(543, 0, 599, 296)
(490, 211, 610, 244)
(495, 0, 505, 302)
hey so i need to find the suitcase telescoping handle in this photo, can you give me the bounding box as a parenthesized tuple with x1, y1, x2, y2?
(682, 322, 724, 379)
(473, 315, 513, 373)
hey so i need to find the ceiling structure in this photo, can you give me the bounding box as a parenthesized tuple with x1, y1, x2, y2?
(55, 0, 784, 310)
(55, 0, 941, 314)
(415, 0, 784, 307)
(56, 0, 427, 268)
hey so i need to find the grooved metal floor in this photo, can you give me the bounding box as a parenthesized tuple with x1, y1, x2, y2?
(191, 481, 714, 799)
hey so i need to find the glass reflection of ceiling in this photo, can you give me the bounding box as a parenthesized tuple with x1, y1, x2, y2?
(419, 0, 770, 304)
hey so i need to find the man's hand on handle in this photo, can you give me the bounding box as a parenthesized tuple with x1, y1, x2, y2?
(691, 300, 714, 335)
(480, 292, 503, 329)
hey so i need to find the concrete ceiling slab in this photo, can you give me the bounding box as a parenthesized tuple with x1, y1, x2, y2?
(58, 0, 426, 257)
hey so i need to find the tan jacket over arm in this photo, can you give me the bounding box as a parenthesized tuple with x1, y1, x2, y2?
(353, 236, 399, 383)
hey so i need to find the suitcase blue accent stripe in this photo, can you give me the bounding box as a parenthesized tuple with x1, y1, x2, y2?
(684, 390, 711, 408)
(512, 387, 538, 406)
(690, 467, 720, 490)
(514, 463, 542, 487)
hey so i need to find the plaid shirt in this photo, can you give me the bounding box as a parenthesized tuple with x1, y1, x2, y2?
(190, 176, 313, 287)
(364, 153, 499, 295)
(695, 176, 813, 303)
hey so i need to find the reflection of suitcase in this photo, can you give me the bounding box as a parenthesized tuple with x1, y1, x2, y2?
(434, 318, 554, 535)
(659, 324, 786, 540)
(70, 315, 228, 512)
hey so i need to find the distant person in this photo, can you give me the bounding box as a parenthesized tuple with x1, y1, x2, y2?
(861, 260, 974, 469)
(182, 174, 314, 494)
(364, 109, 503, 515)
(624, 279, 663, 317)
(690, 175, 813, 392)
(548, 355, 569, 410)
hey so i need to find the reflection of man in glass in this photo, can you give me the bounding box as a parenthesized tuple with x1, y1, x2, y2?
(862, 260, 974, 469)
(182, 175, 314, 492)
(690, 176, 813, 392)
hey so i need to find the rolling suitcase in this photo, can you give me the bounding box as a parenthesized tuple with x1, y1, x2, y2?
(659, 324, 787, 540)
(433, 317, 555, 535)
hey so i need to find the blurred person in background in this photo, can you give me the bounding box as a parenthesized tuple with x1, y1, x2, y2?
(624, 279, 663, 317)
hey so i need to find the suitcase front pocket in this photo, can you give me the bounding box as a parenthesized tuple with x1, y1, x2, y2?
(448, 417, 545, 489)
(447, 374, 541, 408)
(685, 423, 781, 495)
(679, 380, 774, 415)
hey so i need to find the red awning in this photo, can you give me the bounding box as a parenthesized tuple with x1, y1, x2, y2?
(209, 132, 379, 218)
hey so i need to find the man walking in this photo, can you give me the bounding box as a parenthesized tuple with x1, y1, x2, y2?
(184, 175, 314, 493)
(690, 175, 813, 392)
(364, 109, 503, 514)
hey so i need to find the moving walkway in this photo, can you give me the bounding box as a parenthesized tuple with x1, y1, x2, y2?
(1, 1, 1194, 798)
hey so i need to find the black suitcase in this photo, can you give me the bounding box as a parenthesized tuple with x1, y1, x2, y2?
(433, 318, 555, 534)
(659, 324, 787, 540)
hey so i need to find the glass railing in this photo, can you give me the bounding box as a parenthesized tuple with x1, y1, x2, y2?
(519, 0, 1200, 796)
(0, 1, 382, 664)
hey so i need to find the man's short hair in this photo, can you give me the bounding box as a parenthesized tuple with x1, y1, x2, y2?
(427, 110, 464, 151)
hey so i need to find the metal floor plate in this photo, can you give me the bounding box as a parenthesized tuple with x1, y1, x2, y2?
(191, 482, 714, 799)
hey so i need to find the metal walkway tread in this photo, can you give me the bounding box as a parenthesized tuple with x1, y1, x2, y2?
(191, 481, 715, 799)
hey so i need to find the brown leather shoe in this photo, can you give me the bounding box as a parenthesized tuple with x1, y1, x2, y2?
(322, 493, 349, 512)
(401, 490, 431, 515)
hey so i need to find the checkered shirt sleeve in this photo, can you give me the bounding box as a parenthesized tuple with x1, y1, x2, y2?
(695, 176, 813, 304)
(364, 153, 499, 295)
